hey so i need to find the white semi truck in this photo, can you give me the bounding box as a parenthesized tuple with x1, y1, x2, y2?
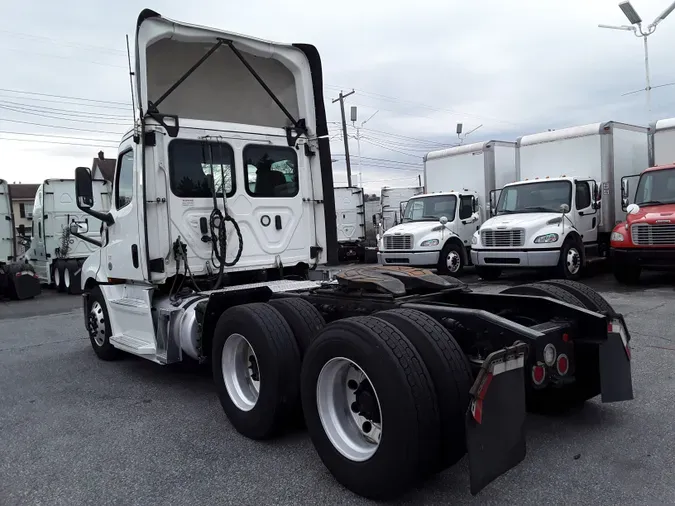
(651, 117, 675, 166)
(0, 179, 41, 300)
(73, 9, 634, 501)
(378, 141, 516, 275)
(375, 185, 424, 234)
(471, 122, 649, 280)
(334, 186, 366, 261)
(26, 178, 110, 294)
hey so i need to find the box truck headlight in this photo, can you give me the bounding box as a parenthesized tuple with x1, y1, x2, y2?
(420, 239, 439, 247)
(534, 233, 559, 244)
(471, 235, 478, 245)
(611, 231, 625, 242)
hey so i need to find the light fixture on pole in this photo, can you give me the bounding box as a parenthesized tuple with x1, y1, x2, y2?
(599, 0, 675, 118)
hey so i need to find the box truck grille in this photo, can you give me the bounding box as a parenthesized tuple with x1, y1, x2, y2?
(631, 223, 675, 246)
(384, 235, 413, 250)
(481, 229, 525, 247)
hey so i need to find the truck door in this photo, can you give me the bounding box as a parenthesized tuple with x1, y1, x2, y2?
(457, 194, 480, 248)
(574, 180, 598, 245)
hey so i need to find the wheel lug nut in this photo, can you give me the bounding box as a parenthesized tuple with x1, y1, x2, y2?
(351, 402, 359, 413)
(347, 379, 358, 390)
(362, 421, 372, 433)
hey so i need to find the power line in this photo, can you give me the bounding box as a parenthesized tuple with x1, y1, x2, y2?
(0, 104, 131, 126)
(0, 118, 126, 135)
(0, 130, 119, 143)
(0, 94, 132, 112)
(332, 154, 422, 167)
(0, 88, 131, 106)
(0, 137, 119, 148)
(0, 100, 132, 120)
(360, 137, 423, 159)
(360, 127, 453, 147)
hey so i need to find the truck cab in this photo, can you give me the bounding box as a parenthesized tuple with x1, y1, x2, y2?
(610, 164, 675, 283)
(377, 191, 480, 275)
(471, 176, 601, 280)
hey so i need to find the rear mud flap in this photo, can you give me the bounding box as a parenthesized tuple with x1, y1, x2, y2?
(465, 342, 528, 495)
(600, 317, 633, 403)
(9, 272, 41, 300)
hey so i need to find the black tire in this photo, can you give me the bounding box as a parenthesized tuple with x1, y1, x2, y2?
(556, 238, 583, 280)
(212, 303, 301, 440)
(53, 260, 65, 292)
(301, 316, 440, 500)
(437, 241, 464, 276)
(268, 297, 325, 357)
(613, 264, 641, 285)
(475, 266, 502, 281)
(65, 259, 83, 295)
(501, 282, 599, 413)
(87, 286, 121, 361)
(539, 279, 615, 315)
(373, 309, 472, 470)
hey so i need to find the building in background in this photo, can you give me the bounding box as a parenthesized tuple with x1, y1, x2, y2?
(8, 183, 39, 254)
(91, 151, 116, 183)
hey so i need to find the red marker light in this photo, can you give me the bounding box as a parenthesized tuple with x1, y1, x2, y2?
(557, 354, 569, 376)
(532, 364, 546, 385)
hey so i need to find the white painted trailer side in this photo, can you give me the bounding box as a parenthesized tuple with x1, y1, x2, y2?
(652, 117, 675, 166)
(334, 187, 365, 243)
(380, 186, 423, 231)
(0, 180, 13, 263)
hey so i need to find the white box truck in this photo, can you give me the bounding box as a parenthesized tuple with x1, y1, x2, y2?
(334, 186, 366, 261)
(376, 186, 423, 233)
(0, 179, 41, 299)
(651, 117, 675, 166)
(471, 121, 649, 280)
(26, 178, 110, 294)
(377, 141, 516, 275)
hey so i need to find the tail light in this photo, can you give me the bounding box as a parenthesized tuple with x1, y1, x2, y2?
(532, 364, 546, 386)
(556, 354, 569, 376)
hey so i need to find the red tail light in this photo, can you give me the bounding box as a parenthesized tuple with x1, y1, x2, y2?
(557, 354, 569, 376)
(532, 364, 546, 385)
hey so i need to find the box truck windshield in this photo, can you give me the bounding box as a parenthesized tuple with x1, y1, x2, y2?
(496, 180, 572, 215)
(634, 167, 675, 206)
(403, 194, 457, 222)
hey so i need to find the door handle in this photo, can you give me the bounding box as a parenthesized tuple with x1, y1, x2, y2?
(131, 244, 139, 268)
(275, 215, 282, 230)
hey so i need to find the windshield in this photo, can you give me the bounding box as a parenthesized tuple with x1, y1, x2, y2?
(635, 168, 675, 206)
(403, 195, 457, 222)
(496, 180, 572, 214)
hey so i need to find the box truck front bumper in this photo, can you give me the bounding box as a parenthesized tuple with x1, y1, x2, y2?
(611, 247, 675, 268)
(471, 248, 560, 268)
(378, 250, 440, 266)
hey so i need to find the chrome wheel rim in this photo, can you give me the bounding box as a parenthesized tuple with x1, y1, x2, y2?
(317, 357, 382, 462)
(89, 301, 106, 347)
(566, 247, 581, 275)
(222, 333, 260, 412)
(64, 268, 70, 288)
(446, 250, 461, 273)
(54, 268, 60, 287)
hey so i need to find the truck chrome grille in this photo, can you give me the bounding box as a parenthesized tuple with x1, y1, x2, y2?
(481, 229, 525, 247)
(631, 223, 675, 246)
(384, 235, 413, 250)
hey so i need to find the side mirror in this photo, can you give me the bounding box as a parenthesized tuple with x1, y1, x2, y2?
(439, 216, 449, 225)
(560, 204, 570, 214)
(626, 203, 640, 215)
(75, 167, 94, 209)
(17, 224, 25, 236)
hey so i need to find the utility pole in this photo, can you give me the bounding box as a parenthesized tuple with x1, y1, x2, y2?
(351, 107, 379, 189)
(332, 90, 355, 186)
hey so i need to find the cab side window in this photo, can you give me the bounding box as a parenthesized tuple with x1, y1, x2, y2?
(115, 150, 134, 210)
(576, 182, 591, 210)
(459, 195, 474, 220)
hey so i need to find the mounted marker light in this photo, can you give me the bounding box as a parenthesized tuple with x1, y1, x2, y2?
(543, 343, 557, 366)
(557, 354, 569, 376)
(532, 364, 546, 385)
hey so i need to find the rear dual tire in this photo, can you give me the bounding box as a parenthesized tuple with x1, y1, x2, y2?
(52, 259, 83, 294)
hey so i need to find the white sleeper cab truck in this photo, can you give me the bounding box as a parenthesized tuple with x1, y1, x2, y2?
(74, 10, 634, 501)
(471, 122, 649, 280)
(378, 141, 516, 275)
(651, 117, 675, 166)
(334, 186, 366, 261)
(375, 185, 424, 235)
(27, 178, 110, 294)
(0, 179, 40, 300)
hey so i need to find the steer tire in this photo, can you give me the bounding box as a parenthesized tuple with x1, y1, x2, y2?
(87, 286, 121, 361)
(501, 282, 600, 414)
(212, 303, 301, 440)
(268, 297, 325, 357)
(301, 316, 440, 500)
(539, 279, 616, 316)
(373, 309, 473, 471)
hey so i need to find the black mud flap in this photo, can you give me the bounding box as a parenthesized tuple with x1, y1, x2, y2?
(8, 270, 41, 300)
(466, 342, 528, 495)
(600, 317, 633, 403)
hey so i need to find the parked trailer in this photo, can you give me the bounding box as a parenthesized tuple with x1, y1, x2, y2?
(26, 178, 110, 294)
(378, 141, 516, 275)
(334, 186, 366, 261)
(376, 186, 424, 234)
(472, 122, 649, 280)
(650, 117, 675, 166)
(0, 179, 41, 300)
(75, 10, 634, 501)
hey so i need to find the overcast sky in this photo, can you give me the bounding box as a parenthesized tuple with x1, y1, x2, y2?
(1, 0, 674, 194)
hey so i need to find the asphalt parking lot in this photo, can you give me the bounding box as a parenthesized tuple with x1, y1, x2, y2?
(1, 271, 674, 505)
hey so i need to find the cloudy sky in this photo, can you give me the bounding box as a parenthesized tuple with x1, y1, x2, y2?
(1, 0, 674, 194)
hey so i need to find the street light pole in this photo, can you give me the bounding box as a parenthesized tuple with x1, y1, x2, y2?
(599, 0, 675, 120)
(354, 110, 379, 188)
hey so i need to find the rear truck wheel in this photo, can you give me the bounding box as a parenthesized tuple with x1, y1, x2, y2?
(212, 303, 301, 440)
(268, 297, 325, 357)
(373, 309, 473, 471)
(65, 259, 83, 295)
(475, 266, 502, 281)
(613, 263, 641, 285)
(301, 316, 440, 500)
(52, 261, 64, 292)
(87, 286, 121, 361)
(556, 239, 583, 280)
(501, 282, 602, 413)
(539, 279, 615, 315)
(437, 241, 464, 276)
